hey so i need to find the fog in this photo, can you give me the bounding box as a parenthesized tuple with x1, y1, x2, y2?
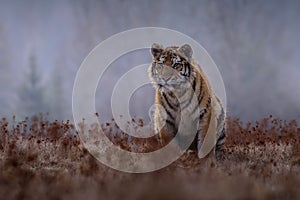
(0, 0, 299, 122)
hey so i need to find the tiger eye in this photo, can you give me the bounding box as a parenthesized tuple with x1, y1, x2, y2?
(173, 63, 180, 69)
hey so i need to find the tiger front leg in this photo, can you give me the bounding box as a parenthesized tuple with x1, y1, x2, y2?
(157, 124, 177, 146)
(196, 123, 216, 160)
(215, 127, 226, 160)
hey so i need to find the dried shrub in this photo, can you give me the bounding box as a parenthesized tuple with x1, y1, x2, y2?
(0, 114, 299, 200)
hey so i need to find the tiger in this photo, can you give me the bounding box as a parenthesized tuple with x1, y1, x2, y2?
(148, 43, 226, 159)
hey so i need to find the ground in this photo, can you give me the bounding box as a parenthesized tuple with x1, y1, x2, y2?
(0, 115, 299, 200)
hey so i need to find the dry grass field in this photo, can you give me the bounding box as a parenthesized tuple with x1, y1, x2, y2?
(0, 115, 299, 200)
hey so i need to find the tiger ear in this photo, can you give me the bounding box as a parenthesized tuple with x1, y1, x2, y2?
(178, 44, 193, 59)
(151, 43, 163, 58)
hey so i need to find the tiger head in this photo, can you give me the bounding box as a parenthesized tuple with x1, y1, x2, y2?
(149, 43, 195, 92)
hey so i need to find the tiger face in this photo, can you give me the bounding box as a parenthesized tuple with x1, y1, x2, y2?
(149, 43, 195, 92)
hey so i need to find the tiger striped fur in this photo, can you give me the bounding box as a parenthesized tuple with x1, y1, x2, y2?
(148, 43, 226, 159)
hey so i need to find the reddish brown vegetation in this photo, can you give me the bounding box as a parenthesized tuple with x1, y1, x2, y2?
(0, 115, 299, 200)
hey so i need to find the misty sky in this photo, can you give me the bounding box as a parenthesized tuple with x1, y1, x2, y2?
(0, 0, 299, 122)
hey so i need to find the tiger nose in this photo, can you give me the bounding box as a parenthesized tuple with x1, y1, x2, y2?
(162, 77, 171, 83)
